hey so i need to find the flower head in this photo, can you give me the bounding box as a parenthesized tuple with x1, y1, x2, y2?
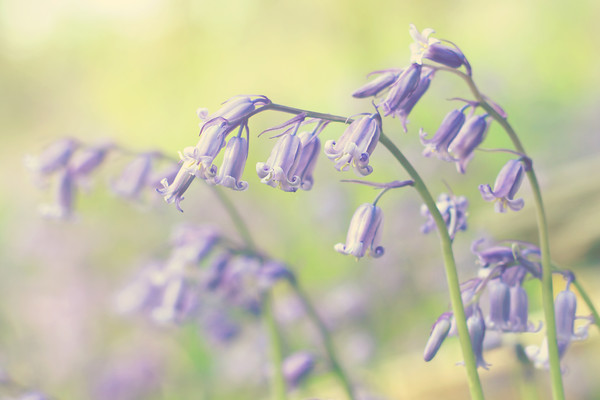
(324, 113, 381, 176)
(479, 159, 525, 212)
(409, 24, 469, 71)
(211, 135, 249, 191)
(204, 95, 270, 124)
(256, 133, 303, 192)
(156, 162, 195, 212)
(334, 203, 384, 258)
(282, 352, 315, 388)
(193, 121, 230, 179)
(395, 70, 434, 131)
(39, 168, 75, 219)
(420, 108, 466, 161)
(424, 312, 452, 362)
(111, 154, 153, 199)
(448, 114, 490, 173)
(352, 71, 400, 98)
(379, 63, 422, 118)
(486, 279, 510, 331)
(467, 308, 490, 369)
(24, 137, 78, 176)
(420, 193, 468, 240)
(69, 144, 112, 177)
(291, 130, 321, 190)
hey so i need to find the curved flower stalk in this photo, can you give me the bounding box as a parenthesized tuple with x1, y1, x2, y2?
(324, 113, 381, 176)
(334, 203, 384, 259)
(479, 159, 525, 212)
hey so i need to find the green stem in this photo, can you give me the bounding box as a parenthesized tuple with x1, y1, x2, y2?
(264, 293, 288, 400)
(437, 66, 565, 400)
(379, 133, 485, 400)
(565, 274, 600, 328)
(211, 186, 287, 399)
(290, 280, 356, 400)
(210, 185, 257, 250)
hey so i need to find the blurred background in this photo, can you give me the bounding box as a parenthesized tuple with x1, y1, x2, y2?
(1, 0, 599, 398)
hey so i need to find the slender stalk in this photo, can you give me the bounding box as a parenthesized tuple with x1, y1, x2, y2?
(379, 133, 485, 400)
(211, 186, 287, 399)
(210, 185, 257, 250)
(290, 280, 356, 400)
(434, 66, 565, 399)
(264, 293, 288, 400)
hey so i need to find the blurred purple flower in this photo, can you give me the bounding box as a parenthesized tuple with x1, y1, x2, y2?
(110, 154, 153, 199)
(335, 203, 384, 258)
(39, 168, 75, 219)
(324, 114, 381, 176)
(282, 352, 315, 388)
(24, 137, 78, 177)
(69, 144, 112, 177)
(420, 193, 468, 240)
(479, 159, 525, 212)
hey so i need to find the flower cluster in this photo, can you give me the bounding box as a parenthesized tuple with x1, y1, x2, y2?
(26, 139, 180, 218)
(424, 239, 592, 369)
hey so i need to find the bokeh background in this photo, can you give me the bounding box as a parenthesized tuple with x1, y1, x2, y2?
(1, 0, 599, 398)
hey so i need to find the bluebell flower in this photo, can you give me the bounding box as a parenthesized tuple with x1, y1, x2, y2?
(256, 133, 303, 192)
(508, 284, 539, 332)
(352, 71, 400, 98)
(471, 239, 516, 268)
(211, 135, 249, 191)
(69, 145, 111, 177)
(395, 70, 434, 132)
(192, 121, 230, 179)
(204, 95, 270, 123)
(409, 24, 469, 72)
(466, 308, 490, 369)
(334, 203, 384, 258)
(420, 193, 468, 240)
(24, 137, 78, 176)
(151, 277, 199, 325)
(448, 114, 490, 173)
(526, 288, 592, 369)
(111, 154, 153, 199)
(282, 352, 315, 388)
(424, 312, 452, 361)
(379, 63, 422, 118)
(156, 162, 195, 212)
(486, 279, 510, 331)
(324, 113, 381, 176)
(202, 311, 240, 343)
(420, 108, 466, 161)
(291, 131, 321, 190)
(479, 159, 525, 212)
(39, 168, 75, 219)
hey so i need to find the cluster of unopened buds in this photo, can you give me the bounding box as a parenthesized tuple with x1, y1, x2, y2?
(25, 22, 598, 399)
